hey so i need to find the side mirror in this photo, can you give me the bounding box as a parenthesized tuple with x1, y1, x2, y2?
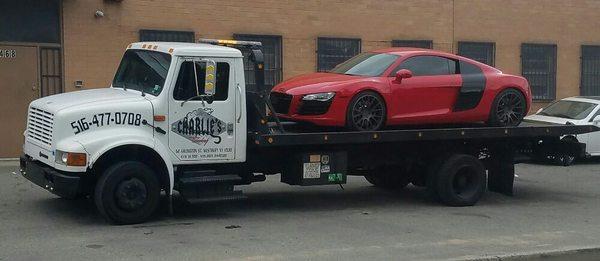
(395, 69, 413, 83)
(202, 60, 217, 96)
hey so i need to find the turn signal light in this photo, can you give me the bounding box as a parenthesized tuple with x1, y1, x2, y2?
(154, 115, 166, 122)
(67, 153, 87, 166)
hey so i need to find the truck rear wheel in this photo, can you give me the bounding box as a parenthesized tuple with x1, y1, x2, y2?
(364, 165, 410, 189)
(428, 154, 486, 206)
(94, 161, 161, 225)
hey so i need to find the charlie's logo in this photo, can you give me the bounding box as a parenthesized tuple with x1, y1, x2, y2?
(171, 108, 226, 145)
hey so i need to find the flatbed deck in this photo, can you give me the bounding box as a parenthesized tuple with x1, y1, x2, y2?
(251, 122, 600, 147)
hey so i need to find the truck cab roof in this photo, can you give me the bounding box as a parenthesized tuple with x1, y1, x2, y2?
(129, 42, 243, 58)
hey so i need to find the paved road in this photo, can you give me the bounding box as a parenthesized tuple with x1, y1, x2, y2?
(2, 160, 600, 260)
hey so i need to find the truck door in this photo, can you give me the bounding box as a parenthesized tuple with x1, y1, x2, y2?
(168, 57, 237, 162)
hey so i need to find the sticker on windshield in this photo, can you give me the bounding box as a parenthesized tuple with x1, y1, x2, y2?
(171, 107, 227, 145)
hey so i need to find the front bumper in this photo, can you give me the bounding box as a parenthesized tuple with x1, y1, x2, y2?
(20, 155, 84, 199)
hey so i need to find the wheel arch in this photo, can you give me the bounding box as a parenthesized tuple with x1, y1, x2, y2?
(345, 88, 389, 126)
(90, 144, 172, 193)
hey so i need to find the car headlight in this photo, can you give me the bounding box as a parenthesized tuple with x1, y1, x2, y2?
(302, 92, 335, 102)
(55, 150, 87, 166)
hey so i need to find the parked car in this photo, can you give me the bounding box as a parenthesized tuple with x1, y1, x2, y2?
(270, 48, 532, 131)
(524, 96, 600, 165)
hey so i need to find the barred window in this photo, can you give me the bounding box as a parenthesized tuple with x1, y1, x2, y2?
(233, 34, 283, 91)
(521, 44, 557, 100)
(317, 37, 361, 72)
(40, 47, 62, 97)
(391, 40, 433, 49)
(581, 45, 600, 96)
(458, 42, 495, 66)
(139, 29, 194, 42)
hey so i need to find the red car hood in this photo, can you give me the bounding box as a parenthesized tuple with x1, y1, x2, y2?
(272, 72, 364, 95)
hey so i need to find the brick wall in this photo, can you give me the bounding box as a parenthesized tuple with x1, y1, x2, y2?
(63, 0, 600, 111)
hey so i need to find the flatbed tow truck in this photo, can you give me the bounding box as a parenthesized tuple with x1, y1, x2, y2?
(19, 39, 599, 224)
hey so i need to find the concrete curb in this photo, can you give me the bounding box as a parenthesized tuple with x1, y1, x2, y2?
(467, 246, 600, 261)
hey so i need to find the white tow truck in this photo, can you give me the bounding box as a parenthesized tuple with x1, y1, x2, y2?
(20, 39, 597, 224)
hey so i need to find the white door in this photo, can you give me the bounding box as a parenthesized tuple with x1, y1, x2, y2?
(168, 57, 236, 162)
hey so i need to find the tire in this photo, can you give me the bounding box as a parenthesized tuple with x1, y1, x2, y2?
(555, 154, 576, 166)
(428, 154, 486, 206)
(94, 161, 161, 225)
(488, 89, 527, 127)
(364, 165, 410, 190)
(346, 91, 386, 131)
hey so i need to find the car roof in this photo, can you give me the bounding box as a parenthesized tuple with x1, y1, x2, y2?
(128, 42, 243, 58)
(563, 96, 600, 104)
(371, 47, 452, 56)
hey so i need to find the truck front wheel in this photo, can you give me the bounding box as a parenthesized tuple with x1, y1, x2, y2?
(94, 161, 161, 224)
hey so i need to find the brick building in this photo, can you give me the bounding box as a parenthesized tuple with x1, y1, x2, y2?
(1, 0, 600, 157)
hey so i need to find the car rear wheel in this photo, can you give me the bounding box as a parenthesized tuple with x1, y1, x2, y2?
(489, 89, 526, 127)
(346, 91, 386, 131)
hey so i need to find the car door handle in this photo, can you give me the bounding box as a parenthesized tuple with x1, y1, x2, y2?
(236, 83, 243, 123)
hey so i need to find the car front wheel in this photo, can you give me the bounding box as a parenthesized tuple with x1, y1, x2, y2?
(346, 91, 386, 131)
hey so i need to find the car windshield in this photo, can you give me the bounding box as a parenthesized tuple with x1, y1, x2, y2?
(112, 49, 172, 96)
(538, 100, 597, 120)
(329, 53, 399, 77)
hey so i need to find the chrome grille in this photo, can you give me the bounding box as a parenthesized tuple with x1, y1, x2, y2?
(27, 107, 54, 147)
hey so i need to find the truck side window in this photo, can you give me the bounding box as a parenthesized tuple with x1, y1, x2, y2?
(173, 61, 230, 101)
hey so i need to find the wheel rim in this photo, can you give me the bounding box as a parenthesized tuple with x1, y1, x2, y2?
(351, 95, 384, 131)
(452, 166, 479, 198)
(115, 178, 148, 211)
(496, 92, 525, 126)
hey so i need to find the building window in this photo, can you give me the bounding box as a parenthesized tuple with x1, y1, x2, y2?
(521, 44, 557, 100)
(233, 34, 283, 91)
(457, 42, 495, 66)
(391, 40, 433, 49)
(40, 47, 62, 97)
(581, 45, 600, 96)
(317, 37, 361, 72)
(0, 0, 61, 43)
(139, 29, 194, 42)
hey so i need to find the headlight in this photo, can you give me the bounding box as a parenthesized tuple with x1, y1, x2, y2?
(302, 92, 335, 102)
(55, 150, 87, 166)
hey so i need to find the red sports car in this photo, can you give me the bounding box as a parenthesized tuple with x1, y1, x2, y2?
(269, 48, 531, 131)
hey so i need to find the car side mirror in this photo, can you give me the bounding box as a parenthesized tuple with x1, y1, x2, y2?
(394, 69, 413, 83)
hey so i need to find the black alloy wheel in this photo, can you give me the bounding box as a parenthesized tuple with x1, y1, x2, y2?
(347, 91, 386, 131)
(490, 89, 526, 126)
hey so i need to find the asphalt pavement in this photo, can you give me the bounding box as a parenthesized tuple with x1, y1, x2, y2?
(2, 160, 600, 260)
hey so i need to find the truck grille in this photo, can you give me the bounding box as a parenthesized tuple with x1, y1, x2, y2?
(27, 107, 54, 147)
(269, 92, 293, 114)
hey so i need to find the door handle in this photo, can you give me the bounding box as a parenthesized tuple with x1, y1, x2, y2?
(236, 83, 243, 123)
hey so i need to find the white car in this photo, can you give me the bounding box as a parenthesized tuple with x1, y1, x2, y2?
(524, 96, 600, 165)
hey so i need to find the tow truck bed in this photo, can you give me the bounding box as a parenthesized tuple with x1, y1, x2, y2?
(251, 122, 598, 147)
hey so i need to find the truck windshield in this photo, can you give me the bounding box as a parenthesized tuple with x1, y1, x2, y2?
(538, 100, 597, 120)
(329, 53, 399, 77)
(112, 49, 172, 96)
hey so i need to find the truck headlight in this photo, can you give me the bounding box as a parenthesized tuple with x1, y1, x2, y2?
(55, 150, 87, 166)
(302, 92, 335, 102)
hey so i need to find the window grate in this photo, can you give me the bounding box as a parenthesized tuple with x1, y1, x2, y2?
(40, 47, 62, 97)
(458, 42, 495, 66)
(317, 37, 361, 72)
(521, 44, 557, 100)
(233, 34, 283, 91)
(581, 45, 600, 96)
(391, 40, 433, 49)
(139, 29, 194, 42)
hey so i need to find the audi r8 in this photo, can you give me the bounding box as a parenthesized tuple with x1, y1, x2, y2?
(269, 48, 531, 131)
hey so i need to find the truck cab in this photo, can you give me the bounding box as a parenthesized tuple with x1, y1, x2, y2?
(21, 41, 255, 224)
